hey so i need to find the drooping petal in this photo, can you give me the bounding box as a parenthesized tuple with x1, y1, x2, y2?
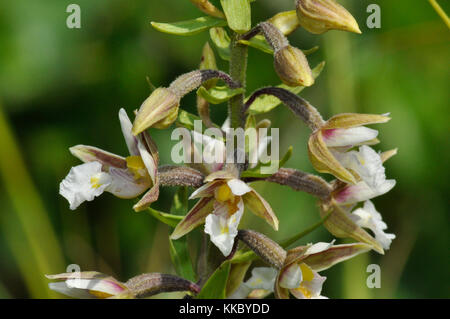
(133, 182, 160, 212)
(300, 243, 371, 272)
(69, 145, 127, 169)
(323, 113, 391, 130)
(204, 199, 244, 256)
(59, 162, 112, 210)
(118, 108, 140, 156)
(320, 201, 384, 254)
(278, 263, 302, 289)
(334, 179, 396, 204)
(322, 127, 378, 147)
(350, 200, 395, 250)
(171, 197, 215, 239)
(189, 180, 222, 199)
(242, 189, 279, 230)
(227, 179, 252, 196)
(308, 131, 357, 184)
(290, 265, 326, 299)
(106, 167, 150, 199)
(245, 267, 278, 292)
(46, 271, 127, 299)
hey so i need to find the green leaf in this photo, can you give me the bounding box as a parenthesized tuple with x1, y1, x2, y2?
(197, 86, 244, 104)
(197, 261, 231, 299)
(169, 236, 196, 282)
(247, 62, 326, 115)
(241, 146, 293, 178)
(220, 0, 251, 33)
(151, 16, 227, 36)
(209, 27, 231, 61)
(147, 207, 183, 228)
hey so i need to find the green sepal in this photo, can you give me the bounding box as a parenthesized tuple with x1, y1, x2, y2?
(220, 0, 251, 34)
(197, 86, 245, 104)
(151, 16, 226, 36)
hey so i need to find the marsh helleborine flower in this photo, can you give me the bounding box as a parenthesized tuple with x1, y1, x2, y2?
(171, 168, 279, 256)
(59, 109, 159, 212)
(295, 0, 361, 34)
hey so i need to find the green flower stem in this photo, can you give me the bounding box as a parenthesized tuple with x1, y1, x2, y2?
(228, 33, 248, 129)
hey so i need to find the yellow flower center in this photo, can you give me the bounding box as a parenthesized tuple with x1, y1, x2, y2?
(300, 263, 314, 282)
(126, 155, 147, 180)
(90, 176, 102, 189)
(89, 290, 112, 299)
(215, 183, 234, 202)
(296, 286, 312, 299)
(220, 225, 229, 234)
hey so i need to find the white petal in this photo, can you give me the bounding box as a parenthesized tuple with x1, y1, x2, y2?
(228, 283, 252, 299)
(118, 108, 140, 156)
(49, 282, 94, 299)
(279, 263, 302, 289)
(323, 127, 378, 147)
(335, 179, 396, 204)
(351, 200, 396, 250)
(227, 179, 252, 196)
(65, 278, 125, 296)
(106, 167, 150, 198)
(59, 162, 111, 210)
(204, 200, 244, 256)
(136, 138, 157, 183)
(246, 267, 278, 291)
(221, 117, 231, 131)
(305, 240, 336, 255)
(290, 268, 326, 299)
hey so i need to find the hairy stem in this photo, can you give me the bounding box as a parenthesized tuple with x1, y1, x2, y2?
(228, 33, 248, 129)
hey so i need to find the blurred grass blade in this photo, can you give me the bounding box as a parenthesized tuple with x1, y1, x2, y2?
(220, 0, 251, 33)
(169, 236, 196, 282)
(209, 27, 231, 61)
(197, 85, 245, 104)
(428, 0, 450, 28)
(247, 62, 326, 114)
(151, 16, 226, 36)
(0, 103, 65, 298)
(147, 207, 183, 228)
(196, 260, 231, 299)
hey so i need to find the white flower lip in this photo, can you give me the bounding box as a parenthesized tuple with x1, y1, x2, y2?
(351, 200, 396, 250)
(59, 161, 112, 210)
(323, 126, 378, 147)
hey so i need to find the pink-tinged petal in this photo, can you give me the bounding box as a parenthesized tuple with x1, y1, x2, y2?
(227, 179, 252, 196)
(69, 145, 127, 169)
(278, 263, 302, 289)
(119, 108, 140, 156)
(274, 274, 290, 299)
(170, 197, 215, 239)
(334, 180, 396, 204)
(322, 127, 378, 147)
(242, 189, 279, 231)
(323, 113, 391, 129)
(300, 243, 371, 272)
(189, 180, 222, 199)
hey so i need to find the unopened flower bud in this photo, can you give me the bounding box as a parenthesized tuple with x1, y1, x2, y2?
(268, 10, 301, 36)
(132, 70, 240, 135)
(296, 0, 361, 34)
(190, 0, 225, 19)
(274, 46, 314, 87)
(237, 229, 287, 269)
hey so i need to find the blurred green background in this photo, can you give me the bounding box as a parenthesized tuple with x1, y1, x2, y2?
(0, 0, 448, 298)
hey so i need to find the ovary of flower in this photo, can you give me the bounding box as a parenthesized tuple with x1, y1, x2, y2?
(350, 200, 396, 250)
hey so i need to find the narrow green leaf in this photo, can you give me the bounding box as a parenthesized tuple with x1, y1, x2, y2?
(169, 237, 196, 282)
(147, 207, 183, 228)
(220, 0, 251, 33)
(151, 16, 226, 36)
(197, 261, 231, 299)
(241, 146, 293, 178)
(247, 62, 326, 115)
(209, 27, 231, 61)
(197, 86, 245, 104)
